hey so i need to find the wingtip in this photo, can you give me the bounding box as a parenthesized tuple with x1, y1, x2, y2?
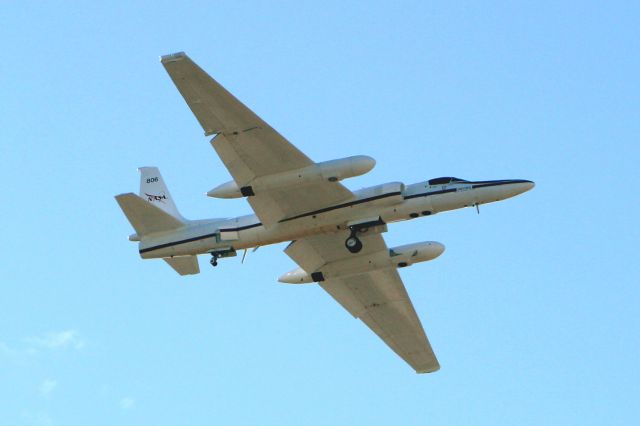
(160, 51, 187, 63)
(415, 363, 441, 374)
(114, 192, 137, 200)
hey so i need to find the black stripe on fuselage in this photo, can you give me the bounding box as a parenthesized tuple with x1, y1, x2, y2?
(139, 223, 263, 254)
(139, 232, 219, 254)
(138, 192, 402, 254)
(138, 181, 527, 254)
(219, 223, 263, 232)
(403, 188, 457, 200)
(278, 191, 403, 223)
(404, 180, 529, 200)
(471, 179, 530, 189)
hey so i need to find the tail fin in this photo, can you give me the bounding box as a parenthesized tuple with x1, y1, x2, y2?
(138, 167, 185, 220)
(115, 193, 185, 236)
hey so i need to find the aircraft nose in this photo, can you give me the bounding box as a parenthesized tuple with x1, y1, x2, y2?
(515, 179, 535, 194)
(498, 179, 535, 197)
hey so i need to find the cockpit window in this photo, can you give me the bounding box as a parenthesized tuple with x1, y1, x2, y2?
(428, 177, 451, 185)
(428, 177, 468, 185)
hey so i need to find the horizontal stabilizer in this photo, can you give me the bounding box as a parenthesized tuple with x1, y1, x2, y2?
(164, 256, 200, 275)
(115, 193, 185, 236)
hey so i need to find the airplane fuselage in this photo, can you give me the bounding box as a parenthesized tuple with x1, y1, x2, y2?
(138, 178, 534, 260)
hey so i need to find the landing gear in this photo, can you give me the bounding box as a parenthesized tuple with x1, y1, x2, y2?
(208, 247, 237, 268)
(345, 231, 363, 254)
(343, 217, 386, 254)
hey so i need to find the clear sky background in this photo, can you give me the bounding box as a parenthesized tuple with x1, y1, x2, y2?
(2, 1, 638, 425)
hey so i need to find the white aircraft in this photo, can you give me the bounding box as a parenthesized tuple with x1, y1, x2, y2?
(115, 52, 534, 374)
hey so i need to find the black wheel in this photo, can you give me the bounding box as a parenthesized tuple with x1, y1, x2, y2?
(345, 235, 363, 253)
(210, 257, 218, 267)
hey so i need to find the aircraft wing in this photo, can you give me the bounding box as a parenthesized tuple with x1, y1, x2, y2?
(284, 231, 440, 373)
(161, 52, 354, 225)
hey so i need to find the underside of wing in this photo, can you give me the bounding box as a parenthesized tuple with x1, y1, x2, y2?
(211, 134, 354, 225)
(161, 52, 354, 225)
(284, 231, 440, 373)
(322, 269, 439, 373)
(161, 52, 292, 139)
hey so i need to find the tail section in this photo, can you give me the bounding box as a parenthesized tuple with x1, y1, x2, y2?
(115, 193, 185, 236)
(115, 167, 187, 237)
(138, 167, 185, 220)
(116, 167, 202, 275)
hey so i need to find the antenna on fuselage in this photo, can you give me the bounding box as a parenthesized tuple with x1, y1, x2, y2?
(241, 246, 260, 264)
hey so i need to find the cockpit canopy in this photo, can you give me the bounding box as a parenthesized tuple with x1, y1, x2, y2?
(428, 177, 469, 185)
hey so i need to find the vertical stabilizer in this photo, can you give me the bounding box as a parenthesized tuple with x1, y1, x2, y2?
(138, 167, 184, 220)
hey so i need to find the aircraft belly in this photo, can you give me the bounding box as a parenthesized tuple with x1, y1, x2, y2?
(378, 197, 434, 223)
(139, 243, 177, 259)
(474, 185, 514, 204)
(430, 192, 472, 213)
(323, 196, 404, 226)
(251, 222, 338, 247)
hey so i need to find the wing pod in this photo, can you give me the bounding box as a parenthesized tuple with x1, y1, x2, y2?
(208, 155, 375, 199)
(389, 242, 445, 267)
(207, 180, 244, 199)
(278, 241, 445, 284)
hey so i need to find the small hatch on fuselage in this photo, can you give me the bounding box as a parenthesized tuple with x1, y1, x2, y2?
(428, 177, 468, 185)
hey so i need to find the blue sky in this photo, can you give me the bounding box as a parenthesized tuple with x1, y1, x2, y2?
(2, 1, 638, 425)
